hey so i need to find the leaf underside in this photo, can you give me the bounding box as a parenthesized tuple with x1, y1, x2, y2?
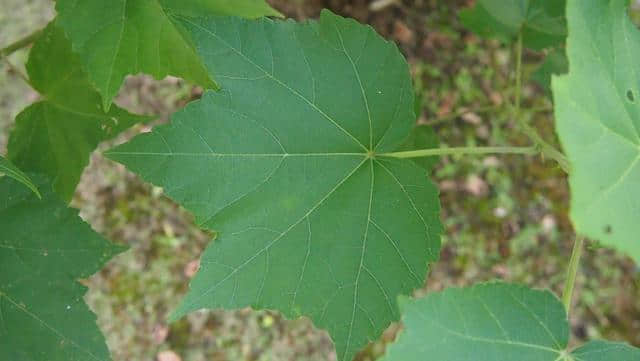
(460, 0, 567, 50)
(7, 23, 148, 202)
(553, 0, 640, 262)
(0, 175, 124, 361)
(382, 282, 640, 361)
(55, 0, 282, 110)
(107, 11, 442, 361)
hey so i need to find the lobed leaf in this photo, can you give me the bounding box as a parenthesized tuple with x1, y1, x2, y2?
(460, 0, 567, 50)
(107, 11, 442, 361)
(382, 282, 640, 361)
(0, 155, 40, 198)
(55, 0, 282, 110)
(7, 23, 149, 202)
(553, 0, 640, 262)
(0, 175, 124, 361)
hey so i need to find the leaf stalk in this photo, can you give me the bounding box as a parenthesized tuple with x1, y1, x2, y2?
(0, 28, 43, 57)
(381, 146, 537, 158)
(562, 236, 584, 314)
(512, 33, 571, 173)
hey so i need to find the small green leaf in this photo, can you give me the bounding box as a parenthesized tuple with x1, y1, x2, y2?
(382, 282, 640, 361)
(0, 175, 124, 361)
(107, 11, 442, 361)
(553, 0, 640, 262)
(397, 125, 440, 171)
(0, 155, 40, 198)
(460, 0, 567, 50)
(532, 48, 568, 96)
(55, 0, 282, 110)
(7, 23, 149, 202)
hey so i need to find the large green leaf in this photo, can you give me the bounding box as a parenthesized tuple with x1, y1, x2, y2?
(553, 0, 640, 262)
(0, 175, 124, 361)
(0, 155, 40, 198)
(106, 11, 442, 361)
(460, 0, 567, 50)
(55, 0, 282, 110)
(382, 282, 640, 361)
(7, 23, 148, 202)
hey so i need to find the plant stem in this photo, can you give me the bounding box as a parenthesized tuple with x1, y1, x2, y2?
(562, 236, 585, 313)
(521, 123, 571, 172)
(381, 146, 537, 159)
(514, 33, 523, 114)
(0, 28, 43, 57)
(512, 32, 571, 173)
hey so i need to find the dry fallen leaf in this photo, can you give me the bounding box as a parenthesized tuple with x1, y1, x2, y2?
(393, 20, 414, 44)
(465, 174, 488, 196)
(184, 259, 200, 278)
(157, 350, 181, 361)
(152, 325, 169, 344)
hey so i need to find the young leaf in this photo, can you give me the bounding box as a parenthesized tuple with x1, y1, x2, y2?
(382, 282, 640, 361)
(55, 0, 282, 110)
(553, 0, 640, 262)
(0, 155, 40, 198)
(460, 0, 567, 50)
(106, 11, 442, 361)
(7, 23, 149, 202)
(0, 175, 125, 361)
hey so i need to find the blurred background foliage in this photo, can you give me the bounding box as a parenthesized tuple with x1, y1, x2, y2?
(1, 1, 639, 360)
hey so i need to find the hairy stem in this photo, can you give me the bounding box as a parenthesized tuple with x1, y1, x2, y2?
(381, 146, 537, 159)
(0, 28, 43, 57)
(521, 123, 571, 172)
(512, 33, 571, 173)
(515, 33, 523, 114)
(562, 236, 585, 313)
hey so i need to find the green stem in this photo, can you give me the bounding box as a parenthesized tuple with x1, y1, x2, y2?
(514, 33, 523, 114)
(381, 146, 537, 159)
(562, 236, 584, 313)
(0, 28, 43, 57)
(521, 123, 571, 172)
(512, 32, 571, 173)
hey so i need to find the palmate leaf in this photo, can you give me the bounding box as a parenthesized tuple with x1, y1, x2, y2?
(0, 155, 40, 198)
(106, 11, 442, 361)
(0, 175, 124, 361)
(460, 0, 567, 50)
(7, 23, 149, 202)
(55, 0, 282, 110)
(382, 282, 640, 361)
(553, 0, 640, 262)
